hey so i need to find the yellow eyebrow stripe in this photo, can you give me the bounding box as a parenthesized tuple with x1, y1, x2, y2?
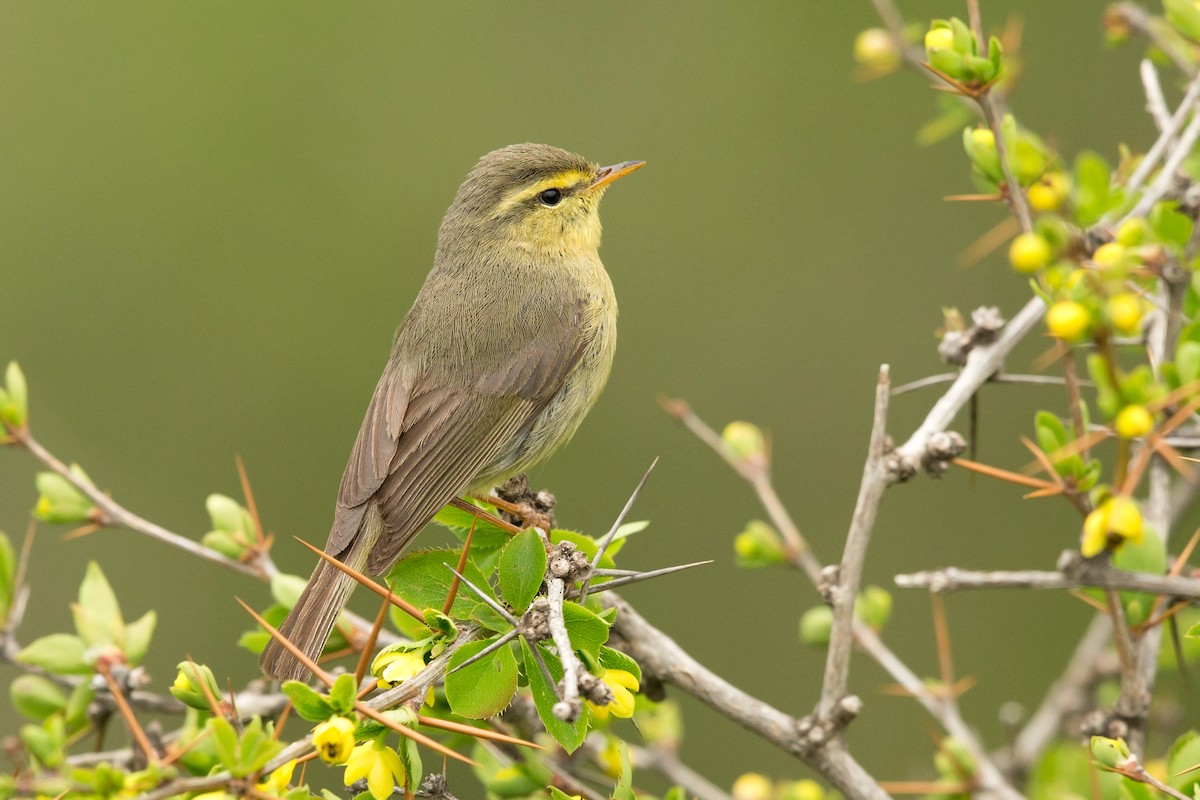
(492, 169, 593, 216)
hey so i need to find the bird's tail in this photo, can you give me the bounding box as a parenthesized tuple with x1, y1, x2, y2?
(259, 506, 381, 682)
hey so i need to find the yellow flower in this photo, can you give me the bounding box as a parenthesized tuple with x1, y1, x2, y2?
(344, 739, 407, 800)
(587, 668, 640, 721)
(373, 649, 426, 689)
(1027, 173, 1069, 212)
(313, 716, 356, 764)
(1107, 293, 1143, 335)
(257, 759, 296, 795)
(1081, 496, 1144, 557)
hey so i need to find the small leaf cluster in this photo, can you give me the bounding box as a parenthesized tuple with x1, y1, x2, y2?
(924, 18, 1003, 88)
(16, 561, 155, 674)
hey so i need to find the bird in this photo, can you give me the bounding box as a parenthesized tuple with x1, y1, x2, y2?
(260, 143, 644, 681)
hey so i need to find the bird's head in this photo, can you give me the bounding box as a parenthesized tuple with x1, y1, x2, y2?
(439, 143, 644, 261)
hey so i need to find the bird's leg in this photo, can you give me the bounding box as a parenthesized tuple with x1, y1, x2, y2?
(474, 474, 557, 531)
(448, 497, 521, 535)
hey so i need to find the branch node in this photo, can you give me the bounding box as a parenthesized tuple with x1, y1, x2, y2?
(818, 565, 840, 604)
(517, 598, 552, 641)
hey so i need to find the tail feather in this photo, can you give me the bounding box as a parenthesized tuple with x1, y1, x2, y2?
(259, 505, 382, 682)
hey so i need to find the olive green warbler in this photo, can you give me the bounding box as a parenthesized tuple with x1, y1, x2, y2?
(260, 143, 643, 681)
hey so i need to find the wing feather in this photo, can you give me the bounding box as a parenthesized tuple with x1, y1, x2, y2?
(324, 298, 592, 573)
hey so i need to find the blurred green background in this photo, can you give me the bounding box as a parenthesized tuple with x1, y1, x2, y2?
(0, 0, 1177, 792)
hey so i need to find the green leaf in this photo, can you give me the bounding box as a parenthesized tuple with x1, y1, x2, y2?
(432, 500, 512, 552)
(1112, 528, 1167, 627)
(122, 611, 156, 666)
(1074, 151, 1114, 226)
(396, 720, 423, 791)
(64, 682, 93, 734)
(208, 717, 240, 768)
(612, 740, 635, 800)
(549, 529, 617, 569)
(0, 531, 14, 622)
(281, 681, 335, 722)
(17, 633, 91, 674)
(10, 675, 68, 720)
(520, 638, 587, 752)
(1167, 0, 1200, 41)
(598, 645, 641, 684)
(74, 561, 124, 648)
(328, 673, 358, 715)
(1187, 622, 1200, 640)
(498, 528, 546, 613)
(470, 601, 512, 633)
(386, 549, 496, 619)
(445, 636, 518, 719)
(562, 601, 610, 657)
(1169, 730, 1200, 794)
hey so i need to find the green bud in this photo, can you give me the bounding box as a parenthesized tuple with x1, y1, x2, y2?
(206, 494, 253, 537)
(734, 520, 785, 568)
(33, 469, 95, 525)
(201, 530, 249, 560)
(722, 421, 765, 462)
(170, 662, 222, 711)
(777, 779, 824, 800)
(1089, 735, 1131, 768)
(10, 675, 68, 721)
(854, 585, 893, 631)
(0, 361, 28, 429)
(799, 606, 833, 646)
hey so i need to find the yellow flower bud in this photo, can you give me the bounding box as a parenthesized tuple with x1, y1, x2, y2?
(1027, 173, 1069, 212)
(1008, 233, 1052, 273)
(722, 421, 765, 462)
(1114, 405, 1154, 439)
(313, 716, 356, 764)
(854, 28, 901, 71)
(1106, 292, 1143, 334)
(733, 773, 775, 800)
(1116, 217, 1150, 247)
(1092, 242, 1126, 269)
(1046, 301, 1090, 341)
(924, 26, 955, 53)
(970, 128, 995, 149)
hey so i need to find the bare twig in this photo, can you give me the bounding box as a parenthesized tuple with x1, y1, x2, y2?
(546, 576, 583, 721)
(606, 595, 890, 800)
(894, 552, 1200, 599)
(12, 428, 274, 580)
(817, 366, 890, 719)
(892, 372, 1086, 397)
(1140, 59, 1171, 133)
(894, 297, 1045, 475)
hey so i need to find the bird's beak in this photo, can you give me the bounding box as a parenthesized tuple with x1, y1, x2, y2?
(587, 160, 646, 193)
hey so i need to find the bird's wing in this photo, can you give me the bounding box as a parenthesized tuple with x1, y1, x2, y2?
(325, 300, 591, 574)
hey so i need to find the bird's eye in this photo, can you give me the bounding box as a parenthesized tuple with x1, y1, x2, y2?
(537, 188, 563, 206)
